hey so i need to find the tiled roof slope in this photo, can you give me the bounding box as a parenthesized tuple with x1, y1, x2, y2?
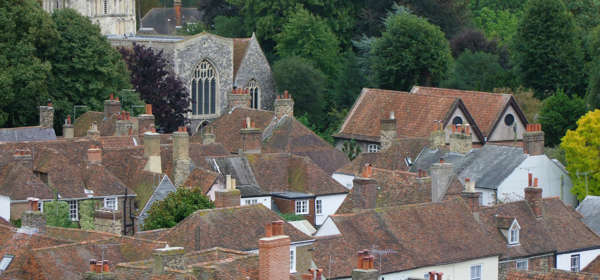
(0, 162, 54, 200)
(0, 126, 56, 142)
(43, 226, 118, 242)
(157, 205, 313, 251)
(410, 86, 525, 136)
(336, 88, 478, 142)
(182, 167, 219, 194)
(477, 198, 600, 260)
(577, 196, 600, 236)
(314, 198, 503, 278)
(507, 270, 600, 279)
(141, 7, 204, 35)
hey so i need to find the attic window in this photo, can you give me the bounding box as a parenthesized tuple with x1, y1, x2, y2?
(367, 144, 380, 153)
(452, 116, 463, 125)
(0, 255, 14, 271)
(404, 157, 412, 167)
(508, 219, 520, 245)
(504, 114, 515, 126)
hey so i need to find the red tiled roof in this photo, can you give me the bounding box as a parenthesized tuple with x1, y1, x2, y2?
(183, 167, 219, 194)
(207, 108, 274, 153)
(507, 270, 600, 279)
(0, 162, 54, 200)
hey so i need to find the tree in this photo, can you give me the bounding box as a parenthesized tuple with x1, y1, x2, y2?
(274, 6, 341, 79)
(43, 201, 76, 228)
(539, 90, 587, 147)
(0, 0, 57, 127)
(398, 0, 472, 38)
(370, 8, 452, 91)
(272, 56, 327, 128)
(332, 51, 367, 109)
(560, 109, 599, 201)
(442, 50, 507, 92)
(514, 0, 584, 99)
(472, 8, 520, 45)
(119, 44, 190, 133)
(49, 9, 131, 131)
(587, 58, 600, 109)
(342, 140, 361, 160)
(143, 188, 214, 230)
(450, 29, 498, 58)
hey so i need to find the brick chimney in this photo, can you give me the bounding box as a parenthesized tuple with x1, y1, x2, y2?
(143, 130, 162, 174)
(152, 245, 185, 275)
(430, 121, 445, 150)
(39, 101, 54, 128)
(104, 93, 121, 119)
(201, 126, 216, 145)
(173, 127, 191, 186)
(430, 159, 453, 202)
(351, 250, 378, 280)
(87, 145, 102, 165)
(63, 115, 74, 138)
(14, 149, 33, 170)
(259, 220, 290, 280)
(525, 174, 543, 218)
(428, 272, 444, 280)
(174, 0, 182, 27)
(461, 178, 481, 212)
(449, 124, 472, 154)
(138, 104, 156, 134)
(274, 90, 294, 119)
(228, 88, 252, 111)
(84, 259, 115, 280)
(523, 124, 544, 155)
(115, 111, 134, 136)
(215, 175, 241, 208)
(21, 197, 46, 234)
(380, 111, 397, 151)
(416, 169, 432, 187)
(87, 121, 100, 140)
(240, 117, 262, 154)
(352, 164, 377, 210)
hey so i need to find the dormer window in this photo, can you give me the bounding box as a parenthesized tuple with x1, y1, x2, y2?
(508, 219, 520, 245)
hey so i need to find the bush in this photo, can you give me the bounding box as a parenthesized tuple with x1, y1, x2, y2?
(43, 200, 76, 228)
(143, 188, 214, 230)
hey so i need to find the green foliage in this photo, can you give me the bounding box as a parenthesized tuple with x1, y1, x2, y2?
(560, 109, 600, 201)
(398, 0, 472, 38)
(212, 16, 247, 37)
(342, 140, 361, 161)
(179, 22, 207, 35)
(545, 146, 567, 166)
(275, 6, 341, 78)
(442, 50, 506, 92)
(514, 0, 585, 99)
(273, 56, 327, 128)
(278, 212, 305, 221)
(10, 219, 21, 228)
(586, 57, 600, 109)
(143, 188, 214, 230)
(472, 7, 521, 44)
(332, 51, 367, 109)
(565, 0, 600, 33)
(43, 200, 76, 228)
(79, 200, 95, 230)
(539, 90, 588, 147)
(370, 9, 452, 91)
(470, 0, 524, 11)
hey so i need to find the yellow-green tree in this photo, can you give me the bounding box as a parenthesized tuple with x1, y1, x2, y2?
(561, 109, 600, 201)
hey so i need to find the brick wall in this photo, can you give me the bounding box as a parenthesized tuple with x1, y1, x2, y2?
(214, 190, 241, 208)
(272, 197, 316, 225)
(499, 255, 554, 280)
(259, 235, 290, 280)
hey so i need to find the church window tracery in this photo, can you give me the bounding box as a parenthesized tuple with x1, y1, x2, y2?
(246, 79, 260, 109)
(191, 60, 217, 115)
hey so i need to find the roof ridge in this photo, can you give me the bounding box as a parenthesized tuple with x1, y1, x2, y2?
(414, 86, 512, 97)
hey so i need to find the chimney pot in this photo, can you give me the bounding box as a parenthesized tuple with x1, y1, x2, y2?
(528, 173, 533, 187)
(534, 177, 538, 187)
(89, 259, 97, 273)
(429, 272, 436, 280)
(437, 272, 443, 280)
(102, 260, 110, 272)
(110, 93, 114, 100)
(265, 223, 272, 237)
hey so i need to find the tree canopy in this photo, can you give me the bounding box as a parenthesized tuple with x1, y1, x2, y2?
(539, 90, 588, 147)
(442, 50, 506, 92)
(143, 188, 214, 230)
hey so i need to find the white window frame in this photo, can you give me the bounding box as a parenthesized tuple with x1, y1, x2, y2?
(0, 254, 14, 271)
(571, 254, 581, 272)
(516, 259, 528, 270)
(295, 200, 309, 215)
(470, 264, 482, 280)
(508, 219, 521, 245)
(315, 199, 323, 215)
(104, 197, 118, 211)
(244, 198, 258, 205)
(68, 200, 79, 221)
(367, 144, 380, 153)
(290, 247, 296, 273)
(38, 201, 43, 213)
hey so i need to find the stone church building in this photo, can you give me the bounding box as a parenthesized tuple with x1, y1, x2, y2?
(109, 32, 276, 132)
(42, 0, 136, 35)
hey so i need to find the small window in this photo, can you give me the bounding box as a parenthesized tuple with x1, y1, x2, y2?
(68, 200, 78, 221)
(470, 264, 482, 280)
(571, 254, 581, 272)
(0, 255, 14, 271)
(104, 197, 117, 210)
(367, 144, 380, 153)
(316, 199, 322, 215)
(290, 247, 296, 272)
(246, 79, 260, 109)
(244, 199, 258, 205)
(504, 114, 515, 126)
(38, 201, 43, 213)
(508, 220, 520, 245)
(295, 200, 308, 215)
(516, 259, 528, 270)
(452, 116, 463, 125)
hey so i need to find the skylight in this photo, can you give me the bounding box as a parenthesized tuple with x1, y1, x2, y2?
(0, 255, 14, 271)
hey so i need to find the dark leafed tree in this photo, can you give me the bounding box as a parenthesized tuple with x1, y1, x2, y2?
(119, 44, 190, 133)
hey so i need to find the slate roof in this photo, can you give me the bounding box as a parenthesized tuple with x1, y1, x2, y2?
(0, 126, 56, 143)
(335, 88, 484, 143)
(141, 7, 204, 35)
(314, 198, 504, 278)
(410, 86, 528, 137)
(155, 205, 313, 251)
(477, 197, 600, 260)
(0, 162, 54, 200)
(507, 270, 600, 279)
(138, 175, 177, 228)
(577, 196, 600, 236)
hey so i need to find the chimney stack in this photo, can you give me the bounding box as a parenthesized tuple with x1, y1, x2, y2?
(143, 130, 162, 174)
(201, 126, 216, 145)
(39, 101, 54, 128)
(259, 220, 290, 280)
(174, 0, 182, 27)
(416, 169, 432, 188)
(22, 197, 46, 234)
(461, 178, 481, 212)
(523, 124, 544, 156)
(379, 112, 397, 151)
(87, 145, 102, 165)
(228, 88, 252, 111)
(240, 117, 262, 154)
(274, 90, 294, 119)
(430, 159, 454, 202)
(152, 246, 185, 275)
(115, 111, 134, 136)
(525, 175, 543, 218)
(14, 149, 33, 170)
(430, 121, 446, 150)
(215, 175, 241, 208)
(173, 126, 191, 186)
(137, 104, 156, 134)
(351, 250, 379, 280)
(352, 164, 377, 210)
(428, 272, 444, 280)
(449, 124, 472, 154)
(63, 115, 74, 138)
(87, 122, 101, 140)
(104, 93, 121, 119)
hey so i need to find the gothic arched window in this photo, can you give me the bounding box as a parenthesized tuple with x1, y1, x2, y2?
(191, 60, 217, 115)
(246, 79, 260, 109)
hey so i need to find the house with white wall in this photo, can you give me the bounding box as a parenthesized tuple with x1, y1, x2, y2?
(0, 195, 10, 222)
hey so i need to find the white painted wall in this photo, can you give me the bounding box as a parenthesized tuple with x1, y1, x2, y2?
(241, 196, 272, 210)
(315, 193, 348, 226)
(557, 248, 600, 272)
(314, 217, 341, 236)
(337, 255, 499, 280)
(0, 195, 9, 222)
(496, 155, 576, 206)
(477, 188, 497, 206)
(332, 173, 354, 190)
(487, 104, 526, 142)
